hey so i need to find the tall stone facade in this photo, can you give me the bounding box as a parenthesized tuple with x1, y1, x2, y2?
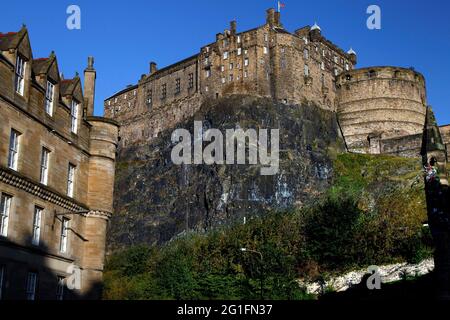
(0, 27, 119, 300)
(104, 9, 356, 148)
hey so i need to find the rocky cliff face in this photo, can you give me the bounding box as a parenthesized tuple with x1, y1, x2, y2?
(107, 96, 345, 250)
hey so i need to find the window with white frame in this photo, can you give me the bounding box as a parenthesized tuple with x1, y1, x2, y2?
(264, 34, 268, 42)
(223, 51, 228, 60)
(237, 35, 241, 44)
(0, 194, 12, 238)
(263, 47, 268, 55)
(345, 63, 350, 71)
(229, 63, 233, 70)
(40, 147, 50, 185)
(244, 71, 248, 78)
(56, 276, 65, 300)
(237, 48, 242, 56)
(67, 164, 76, 198)
(221, 77, 226, 84)
(15, 55, 25, 95)
(304, 65, 310, 77)
(32, 207, 43, 246)
(45, 81, 55, 116)
(321, 61, 325, 70)
(244, 58, 249, 67)
(8, 129, 20, 171)
(60, 218, 69, 253)
(70, 100, 79, 134)
(26, 272, 38, 300)
(0, 265, 4, 300)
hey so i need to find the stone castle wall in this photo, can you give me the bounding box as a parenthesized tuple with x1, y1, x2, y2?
(336, 67, 427, 154)
(104, 9, 356, 148)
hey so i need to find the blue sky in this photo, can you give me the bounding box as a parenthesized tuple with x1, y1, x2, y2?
(2, 0, 449, 124)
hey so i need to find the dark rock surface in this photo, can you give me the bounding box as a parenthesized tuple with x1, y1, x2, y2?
(107, 95, 345, 250)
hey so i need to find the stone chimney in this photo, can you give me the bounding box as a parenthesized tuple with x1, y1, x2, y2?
(266, 8, 276, 27)
(274, 11, 281, 27)
(230, 20, 237, 35)
(150, 62, 158, 75)
(83, 56, 96, 117)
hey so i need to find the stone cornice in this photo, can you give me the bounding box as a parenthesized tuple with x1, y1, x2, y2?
(0, 166, 87, 212)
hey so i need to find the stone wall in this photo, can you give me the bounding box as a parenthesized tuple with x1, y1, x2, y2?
(104, 9, 355, 148)
(337, 67, 427, 153)
(440, 125, 450, 161)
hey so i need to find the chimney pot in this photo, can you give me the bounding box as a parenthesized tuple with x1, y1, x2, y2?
(150, 62, 157, 74)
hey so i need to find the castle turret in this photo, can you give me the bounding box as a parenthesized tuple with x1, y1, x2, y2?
(309, 22, 322, 41)
(347, 48, 357, 65)
(230, 20, 237, 35)
(83, 56, 96, 117)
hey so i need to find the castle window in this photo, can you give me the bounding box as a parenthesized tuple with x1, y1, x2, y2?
(0, 194, 12, 238)
(8, 129, 20, 171)
(322, 49, 326, 57)
(161, 84, 167, 99)
(229, 74, 234, 82)
(70, 100, 79, 134)
(229, 63, 233, 70)
(26, 272, 38, 300)
(237, 48, 242, 56)
(146, 89, 152, 107)
(45, 80, 55, 116)
(345, 63, 350, 71)
(304, 65, 309, 77)
(40, 147, 50, 185)
(32, 206, 43, 246)
(263, 47, 268, 54)
(223, 51, 228, 60)
(175, 78, 181, 94)
(334, 56, 338, 63)
(221, 65, 225, 72)
(204, 57, 209, 65)
(206, 46, 210, 53)
(223, 39, 229, 47)
(244, 49, 248, 55)
(67, 163, 76, 198)
(303, 37, 308, 44)
(304, 49, 309, 60)
(15, 55, 26, 96)
(321, 74, 325, 86)
(244, 58, 249, 67)
(368, 70, 377, 78)
(221, 77, 226, 84)
(264, 34, 268, 42)
(334, 68, 339, 76)
(205, 86, 209, 92)
(321, 61, 325, 70)
(281, 48, 285, 53)
(244, 71, 248, 78)
(188, 73, 194, 89)
(205, 69, 211, 78)
(60, 218, 69, 253)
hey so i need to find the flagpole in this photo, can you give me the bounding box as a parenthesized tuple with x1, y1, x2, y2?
(277, 1, 280, 13)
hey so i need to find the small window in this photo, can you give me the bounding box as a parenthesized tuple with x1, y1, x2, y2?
(244, 49, 248, 55)
(229, 74, 234, 82)
(67, 164, 76, 198)
(221, 65, 225, 72)
(205, 86, 209, 92)
(188, 73, 194, 89)
(32, 207, 43, 246)
(70, 100, 79, 134)
(304, 49, 309, 60)
(40, 147, 50, 185)
(221, 77, 226, 84)
(229, 63, 233, 70)
(15, 55, 25, 96)
(345, 63, 350, 71)
(56, 276, 65, 301)
(146, 89, 153, 107)
(304, 65, 310, 77)
(45, 81, 55, 116)
(237, 48, 242, 56)
(60, 218, 69, 253)
(263, 47, 268, 54)
(8, 129, 20, 171)
(205, 70, 211, 78)
(244, 58, 249, 67)
(204, 57, 209, 65)
(303, 37, 308, 44)
(264, 34, 268, 42)
(26, 272, 38, 300)
(175, 78, 181, 94)
(0, 194, 12, 238)
(321, 61, 325, 71)
(161, 84, 167, 99)
(237, 36, 241, 44)
(223, 51, 228, 60)
(334, 68, 339, 76)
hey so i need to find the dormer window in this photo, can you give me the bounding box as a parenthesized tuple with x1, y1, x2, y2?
(15, 55, 26, 96)
(45, 81, 55, 116)
(70, 100, 79, 134)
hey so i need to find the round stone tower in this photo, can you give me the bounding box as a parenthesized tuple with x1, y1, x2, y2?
(336, 66, 427, 153)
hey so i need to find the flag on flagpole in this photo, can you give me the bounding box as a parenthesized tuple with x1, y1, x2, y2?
(277, 1, 286, 12)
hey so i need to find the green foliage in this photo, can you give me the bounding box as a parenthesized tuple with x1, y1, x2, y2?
(104, 153, 433, 300)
